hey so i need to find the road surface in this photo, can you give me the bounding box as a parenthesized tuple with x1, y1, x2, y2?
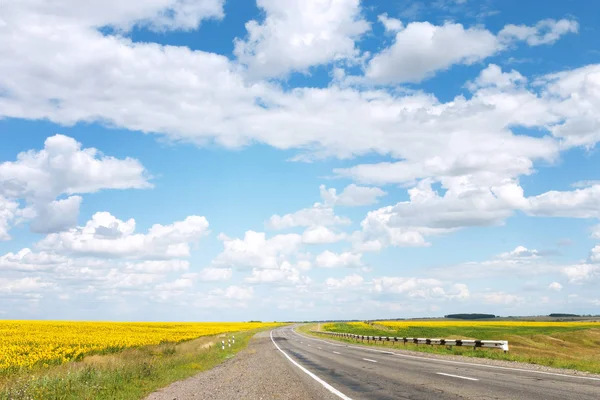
(272, 325, 600, 400)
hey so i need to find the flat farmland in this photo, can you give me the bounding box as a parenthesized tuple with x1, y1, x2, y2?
(0, 320, 282, 400)
(315, 320, 600, 373)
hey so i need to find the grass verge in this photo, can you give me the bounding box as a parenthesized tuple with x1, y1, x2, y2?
(0, 327, 272, 400)
(300, 323, 600, 374)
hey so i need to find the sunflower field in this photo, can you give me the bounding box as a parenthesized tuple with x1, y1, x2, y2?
(0, 320, 281, 371)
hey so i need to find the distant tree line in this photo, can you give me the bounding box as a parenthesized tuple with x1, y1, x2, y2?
(444, 313, 497, 320)
(549, 313, 580, 317)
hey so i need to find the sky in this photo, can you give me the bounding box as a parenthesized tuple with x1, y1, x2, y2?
(1, 0, 600, 322)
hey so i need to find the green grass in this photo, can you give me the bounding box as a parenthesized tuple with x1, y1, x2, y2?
(0, 328, 271, 400)
(304, 323, 600, 374)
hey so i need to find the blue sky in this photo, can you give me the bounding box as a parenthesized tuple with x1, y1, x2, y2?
(1, 0, 600, 321)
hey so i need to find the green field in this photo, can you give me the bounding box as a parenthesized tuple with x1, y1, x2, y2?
(306, 321, 600, 374)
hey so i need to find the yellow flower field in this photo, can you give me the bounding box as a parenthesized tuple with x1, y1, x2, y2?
(371, 320, 600, 328)
(0, 321, 281, 370)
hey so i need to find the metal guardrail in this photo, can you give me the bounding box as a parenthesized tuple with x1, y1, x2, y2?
(311, 330, 509, 352)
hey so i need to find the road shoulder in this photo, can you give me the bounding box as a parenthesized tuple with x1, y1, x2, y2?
(144, 330, 340, 400)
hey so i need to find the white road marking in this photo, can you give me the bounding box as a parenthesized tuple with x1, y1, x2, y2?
(270, 330, 353, 400)
(437, 372, 479, 381)
(307, 344, 311, 347)
(292, 328, 600, 382)
(318, 347, 322, 350)
(333, 351, 342, 355)
(362, 358, 377, 363)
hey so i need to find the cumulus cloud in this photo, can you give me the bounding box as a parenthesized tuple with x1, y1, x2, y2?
(245, 263, 310, 286)
(234, 0, 369, 79)
(211, 285, 254, 301)
(325, 274, 364, 290)
(0, 277, 55, 293)
(497, 246, 540, 259)
(548, 282, 563, 291)
(562, 264, 599, 284)
(0, 197, 19, 241)
(499, 18, 579, 46)
(9, 0, 225, 32)
(481, 291, 523, 305)
(267, 204, 351, 230)
(0, 135, 151, 236)
(320, 184, 387, 207)
(36, 212, 209, 259)
(315, 251, 362, 268)
(372, 277, 469, 300)
(213, 231, 302, 269)
(377, 13, 403, 33)
(197, 267, 232, 282)
(302, 225, 346, 244)
(364, 18, 577, 84)
(365, 21, 499, 83)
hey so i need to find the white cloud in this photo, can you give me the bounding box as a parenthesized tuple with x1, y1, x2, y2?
(124, 260, 190, 273)
(29, 196, 82, 234)
(549, 282, 563, 291)
(320, 184, 387, 207)
(365, 21, 500, 83)
(526, 185, 600, 218)
(0, 248, 67, 272)
(377, 13, 403, 33)
(302, 225, 346, 244)
(0, 197, 19, 241)
(0, 277, 54, 293)
(351, 177, 526, 251)
(0, 135, 151, 235)
(372, 277, 469, 300)
(562, 264, 599, 284)
(466, 64, 526, 91)
(233, 0, 369, 79)
(245, 263, 310, 286)
(156, 277, 194, 291)
(364, 18, 577, 84)
(10, 0, 224, 32)
(499, 19, 579, 46)
(37, 212, 209, 259)
(537, 64, 600, 149)
(315, 251, 362, 268)
(213, 231, 302, 269)
(267, 204, 351, 230)
(481, 291, 523, 305)
(325, 274, 364, 290)
(197, 267, 232, 282)
(497, 245, 539, 259)
(210, 285, 254, 301)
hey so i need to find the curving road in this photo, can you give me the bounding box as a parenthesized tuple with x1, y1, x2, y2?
(271, 325, 600, 400)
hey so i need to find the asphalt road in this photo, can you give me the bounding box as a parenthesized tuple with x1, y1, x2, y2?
(271, 326, 600, 400)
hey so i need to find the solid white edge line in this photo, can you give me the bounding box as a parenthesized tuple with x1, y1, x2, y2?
(333, 351, 341, 355)
(362, 358, 377, 363)
(270, 330, 353, 400)
(437, 372, 478, 381)
(292, 327, 600, 382)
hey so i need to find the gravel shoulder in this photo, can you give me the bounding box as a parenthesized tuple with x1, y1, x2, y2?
(144, 330, 339, 400)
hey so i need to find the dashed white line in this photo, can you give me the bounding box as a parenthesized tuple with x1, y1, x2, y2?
(436, 372, 479, 381)
(307, 344, 311, 347)
(292, 328, 600, 382)
(318, 347, 322, 350)
(333, 351, 342, 355)
(362, 358, 377, 363)
(270, 330, 353, 400)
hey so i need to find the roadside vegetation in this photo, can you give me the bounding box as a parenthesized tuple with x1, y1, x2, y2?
(305, 320, 600, 374)
(0, 321, 282, 400)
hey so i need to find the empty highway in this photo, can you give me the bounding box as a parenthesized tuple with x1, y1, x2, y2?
(271, 326, 600, 400)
